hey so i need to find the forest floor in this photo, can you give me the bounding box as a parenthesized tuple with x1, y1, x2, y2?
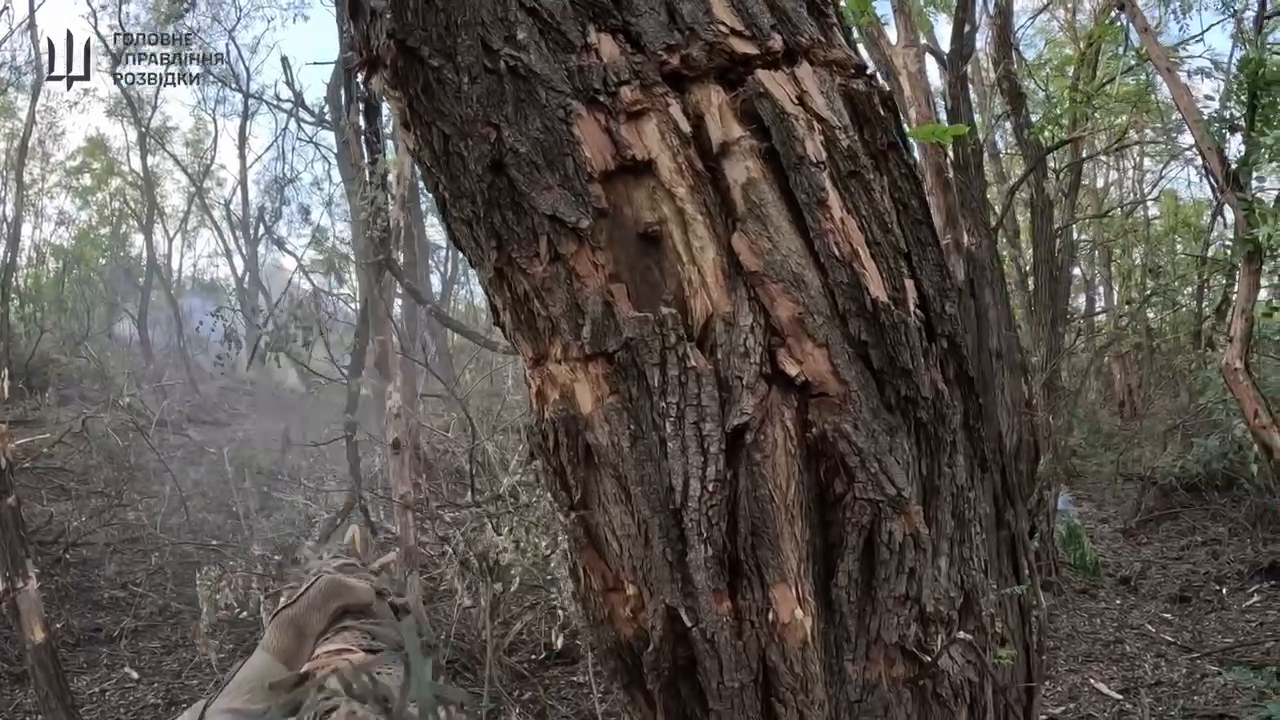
(0, 360, 1277, 719)
(0, 355, 610, 720)
(1041, 475, 1280, 719)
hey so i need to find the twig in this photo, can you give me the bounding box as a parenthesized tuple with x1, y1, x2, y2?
(1142, 623, 1197, 652)
(383, 254, 516, 356)
(586, 643, 604, 720)
(222, 448, 253, 546)
(1184, 633, 1280, 659)
(123, 413, 192, 524)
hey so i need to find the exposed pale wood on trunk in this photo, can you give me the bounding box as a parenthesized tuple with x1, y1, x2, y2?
(388, 123, 424, 611)
(347, 1, 1041, 716)
(0, 427, 82, 720)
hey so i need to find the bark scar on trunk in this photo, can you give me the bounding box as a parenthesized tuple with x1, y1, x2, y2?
(754, 69, 889, 304)
(346, 0, 1044, 714)
(526, 344, 612, 422)
(769, 582, 812, 649)
(581, 545, 648, 641)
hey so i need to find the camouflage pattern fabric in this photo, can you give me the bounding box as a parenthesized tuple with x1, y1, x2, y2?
(185, 526, 472, 720)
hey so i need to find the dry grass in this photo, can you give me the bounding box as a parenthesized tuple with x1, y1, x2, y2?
(1, 349, 1275, 719)
(0, 348, 621, 719)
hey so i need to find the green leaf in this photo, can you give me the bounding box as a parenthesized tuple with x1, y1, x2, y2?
(843, 0, 876, 27)
(907, 123, 971, 145)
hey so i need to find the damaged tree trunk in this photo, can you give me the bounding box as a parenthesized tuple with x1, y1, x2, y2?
(349, 2, 1040, 717)
(0, 427, 82, 720)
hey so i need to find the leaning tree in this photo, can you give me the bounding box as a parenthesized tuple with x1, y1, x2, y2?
(346, 1, 1043, 717)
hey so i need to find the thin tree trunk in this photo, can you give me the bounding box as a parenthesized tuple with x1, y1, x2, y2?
(136, 254, 156, 365)
(969, 59, 1031, 322)
(395, 126, 424, 395)
(403, 167, 459, 390)
(328, 7, 394, 402)
(359, 87, 395, 385)
(349, 2, 1041, 716)
(384, 345, 422, 612)
(990, 0, 1066, 444)
(317, 298, 378, 544)
(1118, 0, 1280, 466)
(1052, 18, 1108, 411)
(1207, 263, 1236, 352)
(1, 0, 45, 381)
(389, 124, 424, 608)
(0, 427, 82, 720)
(858, 2, 966, 274)
(1190, 229, 1213, 354)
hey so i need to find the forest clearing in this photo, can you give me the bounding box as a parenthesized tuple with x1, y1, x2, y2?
(0, 0, 1276, 717)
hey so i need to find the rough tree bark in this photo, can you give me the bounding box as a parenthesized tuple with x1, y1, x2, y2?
(0, 427, 82, 720)
(349, 1, 1041, 717)
(937, 0, 1047, 650)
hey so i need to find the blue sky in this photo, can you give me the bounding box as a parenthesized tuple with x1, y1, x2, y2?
(15, 0, 1238, 272)
(26, 0, 1235, 134)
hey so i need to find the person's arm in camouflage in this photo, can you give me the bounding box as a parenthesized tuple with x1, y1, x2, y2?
(174, 574, 377, 720)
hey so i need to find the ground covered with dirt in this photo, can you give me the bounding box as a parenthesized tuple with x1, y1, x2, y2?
(1, 364, 1277, 719)
(0, 358, 615, 720)
(1042, 479, 1279, 718)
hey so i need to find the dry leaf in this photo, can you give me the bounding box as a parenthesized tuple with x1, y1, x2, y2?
(1088, 677, 1124, 701)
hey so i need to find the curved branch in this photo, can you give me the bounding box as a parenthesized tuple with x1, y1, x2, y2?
(988, 131, 1088, 235)
(383, 255, 516, 356)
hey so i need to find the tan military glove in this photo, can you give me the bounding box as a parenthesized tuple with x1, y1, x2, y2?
(175, 573, 378, 720)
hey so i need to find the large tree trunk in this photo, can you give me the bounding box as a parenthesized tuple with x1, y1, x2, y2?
(0, 427, 82, 720)
(938, 0, 1047, 669)
(349, 2, 1041, 717)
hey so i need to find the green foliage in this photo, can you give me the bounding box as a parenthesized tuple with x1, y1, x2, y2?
(1217, 666, 1280, 719)
(1057, 516, 1102, 579)
(841, 0, 878, 29)
(907, 122, 970, 145)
